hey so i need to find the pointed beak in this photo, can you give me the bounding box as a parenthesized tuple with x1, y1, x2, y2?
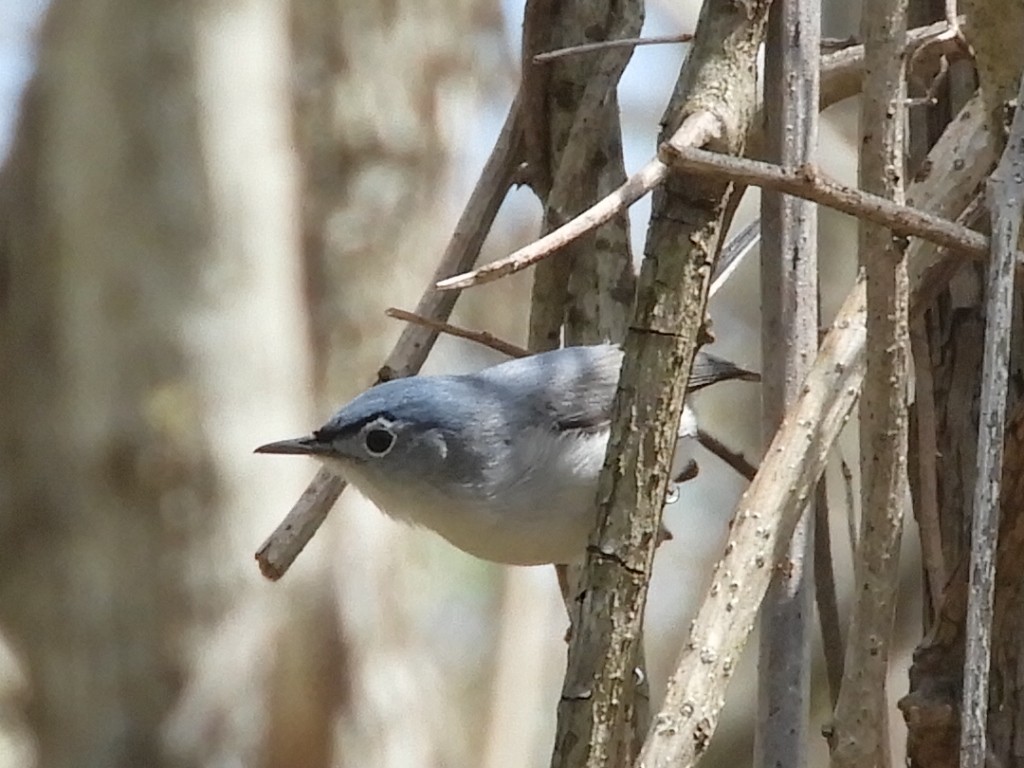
(254, 436, 334, 456)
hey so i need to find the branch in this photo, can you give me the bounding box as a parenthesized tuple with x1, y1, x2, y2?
(253, 95, 522, 579)
(384, 308, 528, 358)
(552, 0, 774, 763)
(641, 278, 868, 768)
(438, 20, 956, 294)
(639, 84, 1000, 768)
(695, 429, 758, 481)
(960, 72, 1024, 768)
(441, 176, 634, 288)
(658, 145, 998, 262)
(830, 0, 910, 762)
(755, 0, 820, 764)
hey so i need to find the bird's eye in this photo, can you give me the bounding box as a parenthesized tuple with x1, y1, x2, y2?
(364, 427, 395, 456)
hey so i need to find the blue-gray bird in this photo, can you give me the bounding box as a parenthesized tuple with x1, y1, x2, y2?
(256, 344, 757, 566)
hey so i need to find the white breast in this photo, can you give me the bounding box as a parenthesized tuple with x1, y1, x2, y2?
(327, 421, 693, 566)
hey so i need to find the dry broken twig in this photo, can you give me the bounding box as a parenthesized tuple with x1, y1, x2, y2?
(384, 308, 528, 359)
(437, 112, 720, 292)
(960, 72, 1024, 768)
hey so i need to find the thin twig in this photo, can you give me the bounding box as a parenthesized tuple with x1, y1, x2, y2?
(533, 34, 693, 63)
(659, 146, 999, 263)
(696, 428, 758, 481)
(440, 21, 956, 294)
(960, 72, 1024, 768)
(437, 159, 665, 291)
(814, 476, 844, 708)
(436, 113, 720, 292)
(254, 95, 523, 580)
(384, 308, 528, 359)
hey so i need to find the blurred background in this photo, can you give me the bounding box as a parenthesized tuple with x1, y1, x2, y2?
(0, 0, 924, 766)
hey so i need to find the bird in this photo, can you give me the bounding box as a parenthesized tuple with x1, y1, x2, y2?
(255, 344, 758, 567)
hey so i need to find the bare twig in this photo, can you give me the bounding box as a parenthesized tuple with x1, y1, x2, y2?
(254, 95, 522, 579)
(659, 146, 999, 263)
(814, 476, 844, 708)
(384, 308, 528, 359)
(695, 428, 758, 481)
(533, 34, 693, 63)
(552, 0, 775, 762)
(437, 109, 719, 293)
(440, 21, 957, 294)
(435, 116, 719, 291)
(830, 0, 910, 764)
(756, 1, 820, 764)
(960, 72, 1024, 768)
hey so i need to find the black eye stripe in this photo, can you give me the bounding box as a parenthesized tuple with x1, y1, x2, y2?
(314, 411, 396, 442)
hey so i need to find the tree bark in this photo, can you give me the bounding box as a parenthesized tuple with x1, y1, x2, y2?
(900, 2, 1024, 767)
(756, 1, 819, 764)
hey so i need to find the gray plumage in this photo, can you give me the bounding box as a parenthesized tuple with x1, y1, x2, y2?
(256, 344, 757, 565)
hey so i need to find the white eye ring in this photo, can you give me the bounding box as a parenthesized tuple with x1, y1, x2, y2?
(364, 425, 395, 456)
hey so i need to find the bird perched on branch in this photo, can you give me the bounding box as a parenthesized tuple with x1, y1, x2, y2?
(256, 344, 758, 566)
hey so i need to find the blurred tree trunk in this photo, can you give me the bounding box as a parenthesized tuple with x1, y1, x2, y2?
(0, 0, 319, 766)
(286, 0, 501, 766)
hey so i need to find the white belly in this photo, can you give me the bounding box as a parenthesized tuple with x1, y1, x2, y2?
(326, 426, 690, 566)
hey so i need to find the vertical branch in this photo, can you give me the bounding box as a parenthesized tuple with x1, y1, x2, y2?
(830, 0, 910, 766)
(755, 1, 820, 766)
(551, 2, 773, 767)
(960, 72, 1024, 768)
(521, 0, 645, 761)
